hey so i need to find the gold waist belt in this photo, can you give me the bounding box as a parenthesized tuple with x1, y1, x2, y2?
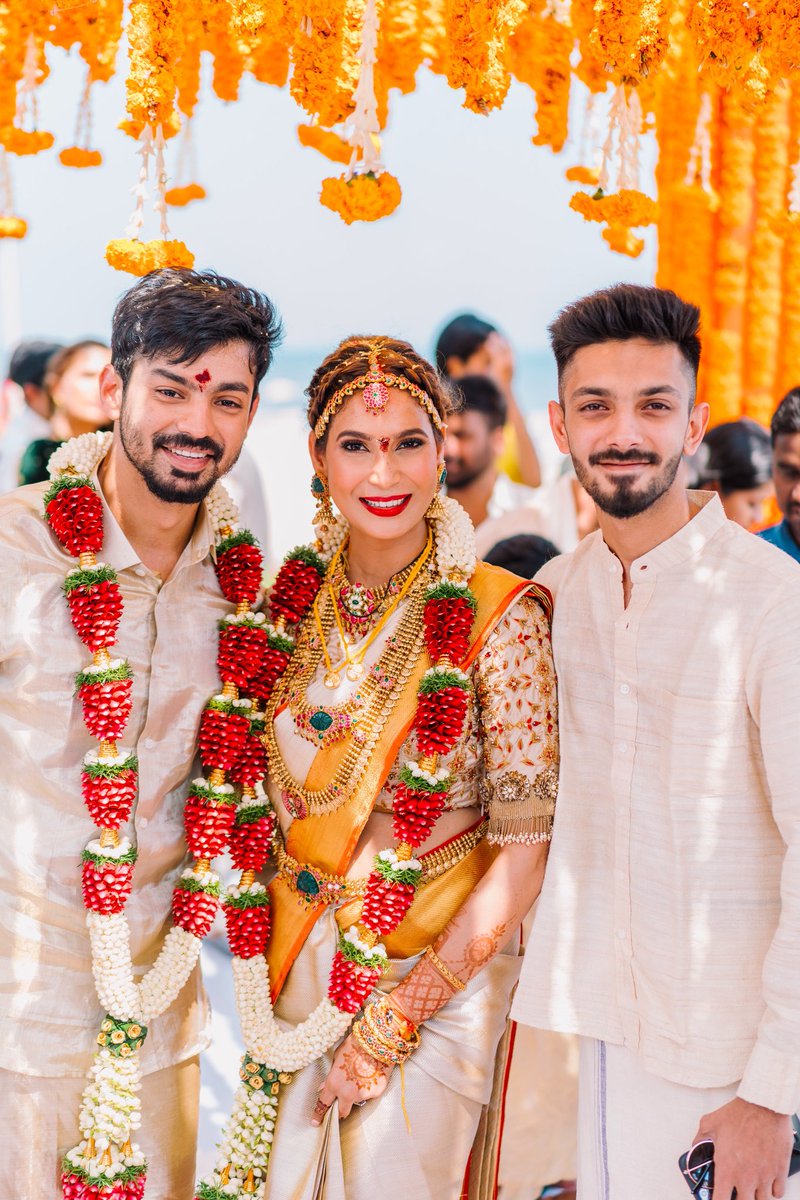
(274, 818, 489, 908)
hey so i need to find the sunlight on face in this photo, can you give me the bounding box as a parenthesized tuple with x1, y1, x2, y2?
(549, 339, 708, 520)
(311, 389, 442, 543)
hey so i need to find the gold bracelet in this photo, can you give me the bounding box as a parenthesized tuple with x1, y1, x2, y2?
(424, 945, 466, 992)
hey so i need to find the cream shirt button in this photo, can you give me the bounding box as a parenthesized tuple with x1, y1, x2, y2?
(617, 928, 627, 940)
(620, 684, 630, 695)
(135, 567, 147, 577)
(143, 737, 156, 750)
(618, 741, 628, 753)
(139, 816, 149, 828)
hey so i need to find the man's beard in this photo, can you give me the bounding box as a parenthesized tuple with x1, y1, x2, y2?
(445, 449, 494, 491)
(574, 446, 683, 519)
(120, 407, 232, 504)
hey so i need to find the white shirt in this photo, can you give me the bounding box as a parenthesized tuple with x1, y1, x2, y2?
(513, 492, 800, 1115)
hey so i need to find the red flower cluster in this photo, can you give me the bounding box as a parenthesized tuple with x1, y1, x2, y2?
(184, 793, 236, 860)
(82, 770, 137, 828)
(217, 623, 268, 691)
(172, 882, 218, 938)
(79, 678, 133, 742)
(229, 811, 275, 872)
(67, 580, 123, 651)
(61, 1170, 146, 1199)
(249, 645, 292, 705)
(215, 540, 263, 607)
(224, 898, 271, 958)
(414, 686, 469, 757)
(46, 483, 104, 556)
(198, 707, 250, 772)
(328, 951, 382, 1014)
(269, 555, 324, 625)
(423, 595, 474, 664)
(82, 857, 135, 915)
(360, 876, 415, 935)
(392, 784, 448, 846)
(229, 726, 267, 789)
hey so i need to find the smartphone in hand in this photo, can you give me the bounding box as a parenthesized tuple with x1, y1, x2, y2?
(679, 1117, 800, 1198)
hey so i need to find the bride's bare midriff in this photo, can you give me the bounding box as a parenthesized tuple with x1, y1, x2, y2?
(345, 805, 480, 879)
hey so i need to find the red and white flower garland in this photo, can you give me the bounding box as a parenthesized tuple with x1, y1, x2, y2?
(197, 496, 478, 1200)
(44, 433, 274, 1200)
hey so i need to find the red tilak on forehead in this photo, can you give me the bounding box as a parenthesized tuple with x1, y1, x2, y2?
(195, 369, 211, 391)
(378, 437, 390, 453)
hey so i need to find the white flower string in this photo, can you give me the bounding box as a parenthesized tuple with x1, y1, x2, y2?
(345, 0, 384, 179)
(599, 84, 643, 193)
(789, 136, 800, 216)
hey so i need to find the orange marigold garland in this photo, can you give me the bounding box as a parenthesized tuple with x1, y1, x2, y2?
(123, 0, 184, 141)
(320, 0, 403, 225)
(443, 0, 527, 115)
(290, 0, 362, 128)
(298, 122, 353, 165)
(743, 84, 791, 426)
(590, 0, 674, 83)
(510, 3, 574, 154)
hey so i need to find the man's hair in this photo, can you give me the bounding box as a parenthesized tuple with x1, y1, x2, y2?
(8, 340, 64, 388)
(697, 418, 771, 493)
(483, 533, 560, 578)
(453, 374, 507, 430)
(435, 313, 496, 375)
(111, 268, 283, 394)
(770, 387, 800, 444)
(548, 284, 701, 397)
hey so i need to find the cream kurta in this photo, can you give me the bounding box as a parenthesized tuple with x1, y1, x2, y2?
(514, 492, 800, 1116)
(0, 472, 226, 1079)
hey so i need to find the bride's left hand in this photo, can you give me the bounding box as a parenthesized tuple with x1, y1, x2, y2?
(311, 1034, 392, 1124)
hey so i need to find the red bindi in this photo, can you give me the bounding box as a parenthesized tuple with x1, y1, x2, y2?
(195, 369, 211, 391)
(378, 437, 390, 453)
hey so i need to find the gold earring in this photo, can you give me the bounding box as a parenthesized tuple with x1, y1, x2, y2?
(310, 472, 334, 529)
(425, 464, 447, 520)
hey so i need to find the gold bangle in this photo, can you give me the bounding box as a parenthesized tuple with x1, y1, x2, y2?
(424, 945, 466, 992)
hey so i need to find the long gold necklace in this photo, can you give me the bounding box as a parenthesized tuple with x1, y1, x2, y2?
(264, 577, 429, 819)
(318, 529, 433, 687)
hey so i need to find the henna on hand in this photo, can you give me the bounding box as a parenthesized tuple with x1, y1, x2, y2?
(389, 954, 457, 1025)
(341, 1041, 389, 1090)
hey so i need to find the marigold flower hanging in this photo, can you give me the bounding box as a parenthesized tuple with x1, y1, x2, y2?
(298, 122, 353, 165)
(105, 125, 195, 276)
(320, 0, 403, 225)
(0, 148, 26, 241)
(60, 71, 104, 169)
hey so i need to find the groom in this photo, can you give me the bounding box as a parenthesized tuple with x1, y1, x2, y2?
(514, 283, 800, 1200)
(0, 268, 281, 1198)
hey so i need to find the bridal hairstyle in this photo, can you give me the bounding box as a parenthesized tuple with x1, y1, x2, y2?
(306, 335, 459, 445)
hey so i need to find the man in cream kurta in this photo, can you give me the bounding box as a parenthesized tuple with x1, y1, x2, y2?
(0, 267, 281, 1199)
(514, 283, 800, 1200)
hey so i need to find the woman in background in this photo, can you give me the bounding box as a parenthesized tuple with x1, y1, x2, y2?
(695, 417, 773, 529)
(18, 339, 110, 485)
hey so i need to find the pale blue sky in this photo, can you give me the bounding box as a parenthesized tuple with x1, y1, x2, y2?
(1, 43, 656, 361)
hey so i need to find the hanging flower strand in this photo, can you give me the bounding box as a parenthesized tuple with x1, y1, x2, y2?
(60, 69, 103, 168)
(2, 32, 54, 156)
(0, 148, 27, 239)
(569, 85, 657, 258)
(320, 0, 403, 225)
(105, 124, 195, 276)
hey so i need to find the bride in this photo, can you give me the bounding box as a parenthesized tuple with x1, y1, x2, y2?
(199, 335, 559, 1200)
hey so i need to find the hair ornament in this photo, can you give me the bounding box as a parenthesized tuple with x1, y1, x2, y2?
(313, 344, 445, 440)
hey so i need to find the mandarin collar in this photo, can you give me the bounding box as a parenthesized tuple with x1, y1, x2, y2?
(595, 490, 727, 580)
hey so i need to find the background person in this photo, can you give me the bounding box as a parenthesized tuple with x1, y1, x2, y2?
(0, 339, 63, 492)
(514, 283, 800, 1200)
(695, 417, 773, 529)
(759, 387, 800, 563)
(436, 312, 542, 487)
(18, 339, 111, 485)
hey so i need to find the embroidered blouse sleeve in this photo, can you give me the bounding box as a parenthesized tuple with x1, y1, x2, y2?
(475, 589, 559, 845)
